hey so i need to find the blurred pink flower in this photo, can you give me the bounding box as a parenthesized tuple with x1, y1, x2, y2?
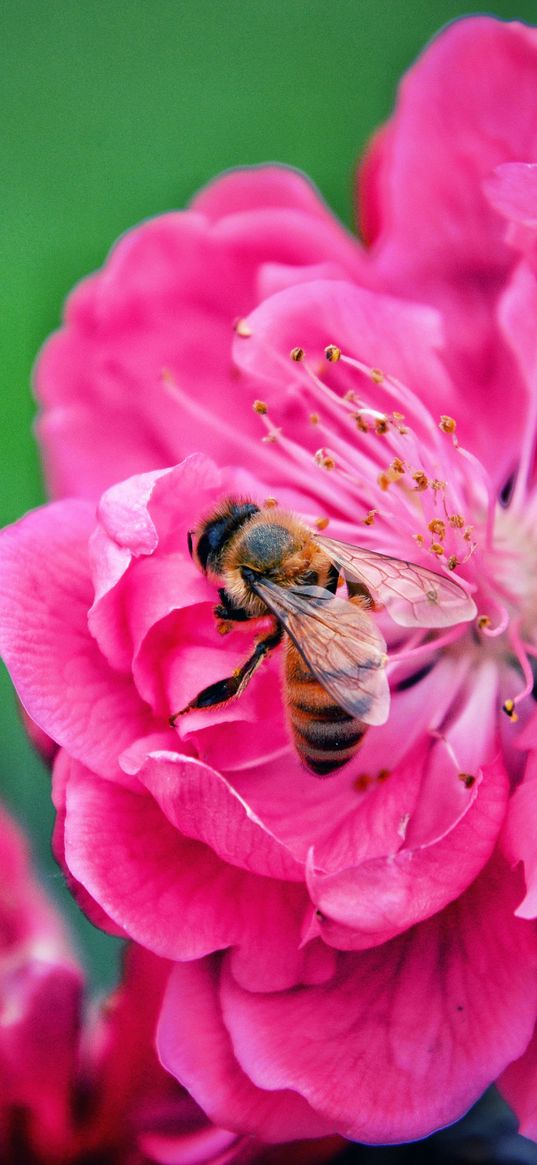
(3, 9, 537, 1150)
(0, 803, 342, 1164)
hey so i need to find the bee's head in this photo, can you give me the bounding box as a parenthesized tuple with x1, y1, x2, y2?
(190, 498, 260, 576)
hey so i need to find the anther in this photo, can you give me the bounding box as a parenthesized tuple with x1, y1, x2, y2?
(363, 510, 376, 526)
(314, 450, 336, 471)
(217, 621, 233, 636)
(502, 698, 519, 722)
(412, 471, 428, 491)
(290, 347, 305, 362)
(391, 458, 405, 475)
(324, 344, 341, 362)
(431, 479, 446, 492)
(430, 542, 444, 556)
(354, 773, 372, 792)
(314, 516, 330, 530)
(477, 615, 492, 630)
(428, 519, 446, 539)
(458, 772, 476, 789)
(439, 415, 457, 434)
(309, 413, 319, 425)
(414, 533, 425, 546)
(263, 497, 278, 508)
(370, 368, 384, 384)
(447, 556, 458, 571)
(354, 415, 369, 433)
(449, 514, 465, 529)
(375, 417, 389, 435)
(253, 400, 268, 414)
(234, 318, 252, 337)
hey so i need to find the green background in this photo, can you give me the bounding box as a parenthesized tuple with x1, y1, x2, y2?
(1, 0, 536, 996)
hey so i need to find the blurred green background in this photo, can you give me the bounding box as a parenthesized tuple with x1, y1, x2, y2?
(1, 0, 536, 997)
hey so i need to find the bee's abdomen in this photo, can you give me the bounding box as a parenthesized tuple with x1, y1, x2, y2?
(285, 644, 365, 776)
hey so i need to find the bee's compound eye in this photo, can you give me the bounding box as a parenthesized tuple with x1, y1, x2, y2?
(187, 530, 194, 558)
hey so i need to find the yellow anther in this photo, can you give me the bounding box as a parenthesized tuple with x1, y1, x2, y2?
(375, 417, 389, 435)
(449, 514, 465, 529)
(290, 346, 305, 362)
(431, 479, 446, 492)
(217, 621, 233, 636)
(324, 344, 341, 362)
(314, 516, 330, 530)
(428, 519, 446, 538)
(309, 412, 319, 425)
(377, 472, 390, 491)
(463, 526, 474, 541)
(363, 510, 376, 526)
(354, 415, 370, 433)
(314, 450, 335, 470)
(412, 471, 428, 491)
(477, 615, 491, 629)
(370, 368, 384, 383)
(502, 698, 519, 722)
(391, 458, 405, 475)
(414, 533, 425, 546)
(430, 542, 444, 556)
(263, 497, 278, 508)
(439, 415, 457, 434)
(234, 318, 252, 337)
(343, 390, 357, 402)
(393, 411, 405, 422)
(253, 399, 268, 415)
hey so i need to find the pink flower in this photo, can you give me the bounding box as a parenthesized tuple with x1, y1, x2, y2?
(0, 802, 342, 1164)
(4, 9, 537, 1150)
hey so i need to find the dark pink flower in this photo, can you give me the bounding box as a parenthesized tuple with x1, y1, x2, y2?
(0, 803, 342, 1164)
(4, 9, 537, 1150)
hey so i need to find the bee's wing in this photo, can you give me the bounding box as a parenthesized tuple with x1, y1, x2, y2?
(251, 578, 389, 726)
(316, 535, 477, 629)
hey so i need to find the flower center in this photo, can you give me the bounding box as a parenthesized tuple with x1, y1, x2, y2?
(249, 341, 537, 726)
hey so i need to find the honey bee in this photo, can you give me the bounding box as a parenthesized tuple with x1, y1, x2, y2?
(170, 498, 476, 776)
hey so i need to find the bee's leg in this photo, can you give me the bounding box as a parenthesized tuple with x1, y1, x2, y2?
(213, 587, 253, 622)
(169, 624, 283, 726)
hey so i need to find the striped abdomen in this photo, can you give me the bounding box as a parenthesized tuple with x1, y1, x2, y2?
(285, 641, 366, 776)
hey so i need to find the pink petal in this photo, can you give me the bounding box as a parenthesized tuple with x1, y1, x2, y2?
(135, 751, 303, 882)
(62, 760, 311, 985)
(498, 1022, 537, 1143)
(219, 857, 537, 1143)
(0, 502, 154, 780)
(158, 959, 336, 1143)
(359, 17, 537, 275)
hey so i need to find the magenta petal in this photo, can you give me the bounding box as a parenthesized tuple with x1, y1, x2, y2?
(307, 755, 507, 950)
(502, 751, 537, 918)
(0, 502, 153, 778)
(62, 760, 309, 973)
(220, 858, 537, 1143)
(498, 1023, 537, 1143)
(360, 17, 537, 275)
(158, 959, 336, 1142)
(191, 165, 344, 222)
(135, 752, 303, 881)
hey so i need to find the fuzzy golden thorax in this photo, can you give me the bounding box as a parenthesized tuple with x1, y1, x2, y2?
(220, 510, 332, 616)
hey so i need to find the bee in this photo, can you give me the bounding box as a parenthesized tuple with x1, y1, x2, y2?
(170, 498, 476, 776)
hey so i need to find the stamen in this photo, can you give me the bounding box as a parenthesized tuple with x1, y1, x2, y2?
(290, 347, 305, 362)
(505, 619, 535, 711)
(234, 318, 252, 337)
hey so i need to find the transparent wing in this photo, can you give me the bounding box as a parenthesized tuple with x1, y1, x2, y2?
(316, 535, 477, 629)
(251, 578, 389, 726)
